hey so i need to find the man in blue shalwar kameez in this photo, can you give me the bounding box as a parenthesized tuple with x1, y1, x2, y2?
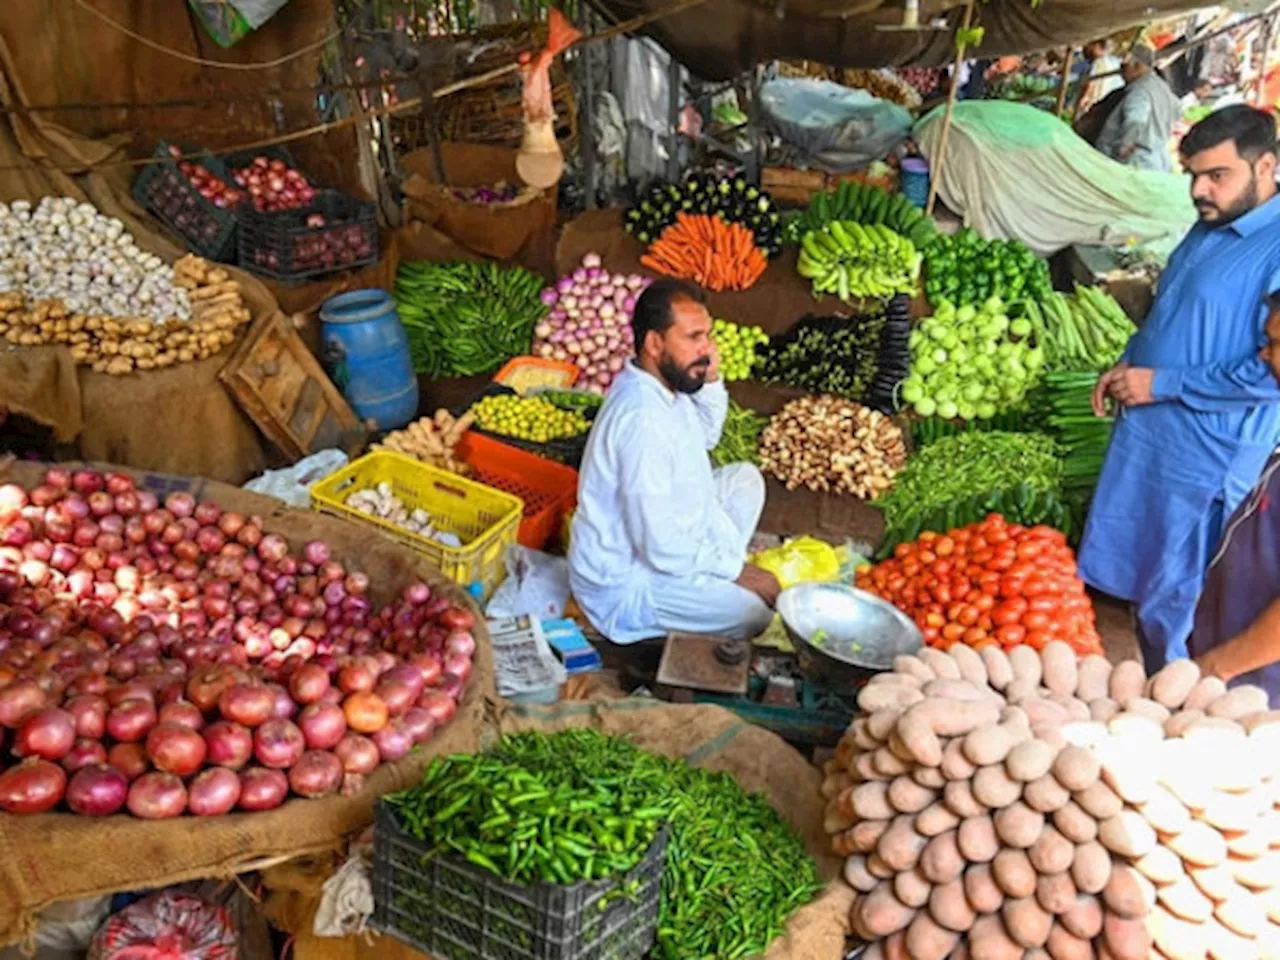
(1079, 105, 1280, 672)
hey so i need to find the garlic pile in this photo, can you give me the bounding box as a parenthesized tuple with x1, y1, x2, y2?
(0, 197, 189, 324)
(345, 482, 463, 548)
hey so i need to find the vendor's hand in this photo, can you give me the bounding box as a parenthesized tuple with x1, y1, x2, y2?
(1093, 363, 1128, 416)
(736, 563, 781, 608)
(1118, 144, 1138, 160)
(1110, 366, 1156, 407)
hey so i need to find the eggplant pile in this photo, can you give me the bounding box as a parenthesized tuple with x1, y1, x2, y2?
(624, 172, 783, 256)
(756, 295, 911, 412)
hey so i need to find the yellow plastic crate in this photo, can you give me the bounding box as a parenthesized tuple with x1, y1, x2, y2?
(310, 451, 522, 600)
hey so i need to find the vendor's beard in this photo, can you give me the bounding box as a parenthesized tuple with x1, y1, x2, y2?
(658, 353, 709, 394)
(1199, 172, 1259, 225)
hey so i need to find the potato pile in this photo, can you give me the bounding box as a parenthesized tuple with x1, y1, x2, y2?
(372, 409, 474, 475)
(822, 642, 1280, 960)
(0, 255, 250, 375)
(758, 395, 907, 497)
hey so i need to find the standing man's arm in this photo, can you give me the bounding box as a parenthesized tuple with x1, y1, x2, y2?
(1198, 597, 1280, 682)
(1116, 92, 1152, 161)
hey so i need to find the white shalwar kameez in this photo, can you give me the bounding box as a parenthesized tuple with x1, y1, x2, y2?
(568, 362, 773, 644)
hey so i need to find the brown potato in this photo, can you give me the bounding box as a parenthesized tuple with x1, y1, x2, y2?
(1040, 642, 1078, 698)
(944, 780, 987, 819)
(919, 648, 963, 681)
(896, 867, 935, 908)
(950, 644, 989, 688)
(917, 802, 963, 838)
(1002, 896, 1053, 948)
(973, 764, 1022, 810)
(1206, 686, 1269, 720)
(958, 815, 1000, 863)
(853, 781, 897, 820)
(859, 883, 918, 936)
(1006, 739, 1057, 784)
(1098, 810, 1158, 859)
(981, 647, 1014, 691)
(962, 862, 1004, 915)
(1035, 872, 1078, 915)
(920, 830, 965, 885)
(1158, 876, 1214, 922)
(896, 655, 937, 683)
(1072, 779, 1123, 820)
(1070, 840, 1112, 894)
(1184, 676, 1229, 712)
(913, 766, 948, 790)
(845, 854, 881, 892)
(1149, 905, 1209, 960)
(1108, 660, 1147, 705)
(969, 914, 1023, 960)
(1075, 655, 1112, 702)
(928, 877, 976, 933)
(963, 723, 1017, 767)
(1139, 783, 1193, 835)
(1089, 697, 1121, 723)
(1168, 821, 1229, 867)
(1052, 746, 1100, 792)
(1059, 894, 1103, 940)
(1052, 802, 1098, 844)
(1008, 646, 1043, 690)
(1045, 919, 1094, 960)
(1166, 709, 1206, 738)
(890, 775, 940, 814)
(1103, 911, 1153, 960)
(907, 910, 962, 960)
(994, 801, 1045, 849)
(942, 738, 978, 782)
(1151, 659, 1201, 709)
(850, 818, 891, 853)
(1029, 826, 1076, 876)
(992, 848, 1038, 899)
(1104, 864, 1154, 918)
(1024, 774, 1072, 815)
(880, 815, 930, 872)
(1134, 845, 1188, 885)
(876, 746, 915, 777)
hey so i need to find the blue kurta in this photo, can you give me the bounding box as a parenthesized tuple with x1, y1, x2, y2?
(1078, 194, 1280, 670)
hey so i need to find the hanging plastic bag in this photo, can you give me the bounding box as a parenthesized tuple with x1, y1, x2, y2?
(517, 8, 582, 189)
(750, 536, 843, 590)
(88, 891, 237, 960)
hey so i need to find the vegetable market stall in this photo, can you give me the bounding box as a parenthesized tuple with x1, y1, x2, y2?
(0, 459, 493, 948)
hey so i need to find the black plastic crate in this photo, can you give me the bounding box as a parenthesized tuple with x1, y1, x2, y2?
(133, 141, 240, 261)
(458, 384, 595, 469)
(237, 189, 378, 283)
(221, 143, 298, 174)
(372, 803, 665, 960)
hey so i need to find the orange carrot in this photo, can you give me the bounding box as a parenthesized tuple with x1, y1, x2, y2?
(640, 213, 769, 292)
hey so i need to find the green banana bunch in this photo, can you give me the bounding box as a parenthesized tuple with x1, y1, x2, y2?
(1025, 284, 1136, 373)
(395, 260, 547, 377)
(796, 221, 922, 302)
(783, 180, 939, 250)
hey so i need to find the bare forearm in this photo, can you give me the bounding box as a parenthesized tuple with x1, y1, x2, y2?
(1197, 597, 1280, 683)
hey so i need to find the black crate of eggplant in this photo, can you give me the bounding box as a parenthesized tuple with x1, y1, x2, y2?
(237, 190, 377, 282)
(372, 802, 666, 960)
(133, 141, 243, 261)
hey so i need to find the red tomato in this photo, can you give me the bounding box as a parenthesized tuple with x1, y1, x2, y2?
(962, 627, 988, 646)
(1028, 596, 1059, 615)
(996, 624, 1026, 647)
(934, 536, 955, 557)
(918, 530, 939, 544)
(1025, 630, 1053, 650)
(1023, 611, 1051, 632)
(999, 577, 1026, 599)
(973, 594, 996, 613)
(894, 543, 914, 559)
(932, 559, 954, 578)
(918, 549, 938, 565)
(941, 623, 966, 642)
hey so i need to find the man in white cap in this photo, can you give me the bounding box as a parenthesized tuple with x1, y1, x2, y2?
(1097, 44, 1181, 171)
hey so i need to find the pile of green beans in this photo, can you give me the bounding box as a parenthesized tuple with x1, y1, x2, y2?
(873, 431, 1066, 552)
(711, 401, 768, 468)
(395, 260, 547, 377)
(386, 729, 822, 960)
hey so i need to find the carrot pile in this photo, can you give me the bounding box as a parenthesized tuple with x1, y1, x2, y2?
(639, 213, 769, 293)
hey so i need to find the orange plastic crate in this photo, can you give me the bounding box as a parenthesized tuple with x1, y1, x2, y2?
(455, 432, 578, 550)
(492, 356, 579, 395)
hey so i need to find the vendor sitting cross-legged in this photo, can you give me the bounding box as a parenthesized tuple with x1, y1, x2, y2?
(568, 278, 779, 655)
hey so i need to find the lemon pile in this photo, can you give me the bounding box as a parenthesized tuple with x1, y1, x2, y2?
(710, 318, 768, 381)
(470, 394, 590, 443)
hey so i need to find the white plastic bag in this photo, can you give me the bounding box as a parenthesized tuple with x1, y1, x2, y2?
(243, 450, 349, 507)
(485, 545, 570, 620)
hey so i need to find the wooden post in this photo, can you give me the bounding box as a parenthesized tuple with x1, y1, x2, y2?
(578, 1, 597, 208)
(1055, 47, 1075, 117)
(925, 0, 976, 217)
(1256, 12, 1277, 107)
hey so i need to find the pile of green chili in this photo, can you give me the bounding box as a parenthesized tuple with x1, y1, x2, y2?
(384, 729, 822, 960)
(711, 401, 768, 468)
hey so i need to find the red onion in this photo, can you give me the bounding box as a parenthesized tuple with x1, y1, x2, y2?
(217, 682, 275, 728)
(146, 722, 207, 776)
(106, 698, 157, 742)
(375, 680, 416, 718)
(71, 472, 102, 495)
(334, 733, 380, 774)
(165, 492, 195, 518)
(187, 767, 241, 816)
(126, 771, 187, 819)
(254, 718, 304, 768)
(288, 750, 343, 798)
(218, 512, 245, 538)
(238, 767, 288, 811)
(65, 694, 108, 739)
(104, 472, 134, 496)
(67, 764, 128, 816)
(158, 700, 204, 732)
(372, 721, 414, 763)
(303, 540, 330, 566)
(443, 652, 473, 685)
(107, 742, 150, 780)
(63, 738, 109, 772)
(418, 691, 457, 726)
(445, 631, 477, 658)
(257, 534, 288, 564)
(265, 682, 296, 719)
(298, 703, 347, 750)
(106, 679, 153, 706)
(401, 707, 435, 744)
(15, 707, 76, 761)
(338, 661, 377, 694)
(0, 758, 66, 814)
(44, 467, 72, 490)
(403, 582, 430, 606)
(194, 501, 222, 526)
(344, 571, 369, 596)
(203, 720, 254, 769)
(438, 673, 465, 700)
(0, 680, 47, 727)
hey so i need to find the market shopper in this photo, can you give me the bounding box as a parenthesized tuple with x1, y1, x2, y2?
(1095, 44, 1180, 171)
(569, 278, 778, 652)
(1189, 300, 1280, 702)
(1080, 104, 1280, 672)
(1077, 38, 1124, 116)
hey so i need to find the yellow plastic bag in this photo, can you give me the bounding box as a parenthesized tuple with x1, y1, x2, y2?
(751, 536, 843, 590)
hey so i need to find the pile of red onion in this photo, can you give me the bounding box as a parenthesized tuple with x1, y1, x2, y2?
(533, 253, 651, 395)
(0, 468, 477, 819)
(231, 155, 317, 214)
(166, 145, 247, 212)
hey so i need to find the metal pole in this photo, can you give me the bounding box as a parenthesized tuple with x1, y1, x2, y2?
(578, 3, 597, 208)
(667, 56, 681, 183)
(1055, 47, 1075, 117)
(925, 0, 975, 218)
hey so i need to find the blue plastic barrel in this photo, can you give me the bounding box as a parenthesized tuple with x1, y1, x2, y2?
(319, 289, 419, 431)
(900, 156, 930, 208)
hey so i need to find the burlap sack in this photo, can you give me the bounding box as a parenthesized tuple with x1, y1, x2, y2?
(0, 461, 495, 949)
(401, 144, 556, 262)
(263, 697, 854, 960)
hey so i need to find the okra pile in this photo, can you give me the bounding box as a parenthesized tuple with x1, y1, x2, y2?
(385, 729, 822, 959)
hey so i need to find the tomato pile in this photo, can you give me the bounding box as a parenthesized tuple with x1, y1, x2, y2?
(856, 513, 1102, 655)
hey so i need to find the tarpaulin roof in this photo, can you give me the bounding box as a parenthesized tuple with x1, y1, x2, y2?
(590, 0, 1208, 79)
